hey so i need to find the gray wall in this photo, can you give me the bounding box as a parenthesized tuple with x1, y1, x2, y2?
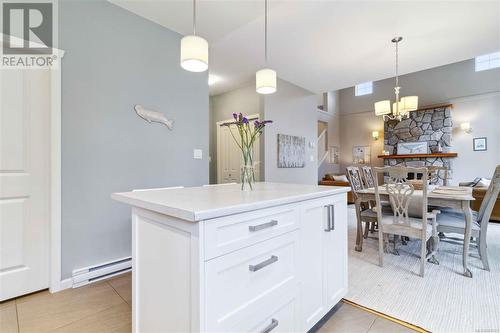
(209, 84, 264, 184)
(337, 59, 500, 184)
(264, 79, 317, 185)
(318, 90, 341, 179)
(60, 1, 208, 278)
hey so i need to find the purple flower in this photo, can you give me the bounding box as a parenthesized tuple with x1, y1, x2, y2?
(232, 113, 238, 120)
(242, 117, 249, 124)
(254, 120, 260, 127)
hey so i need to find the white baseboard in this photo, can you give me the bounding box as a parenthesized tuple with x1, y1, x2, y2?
(49, 278, 73, 293)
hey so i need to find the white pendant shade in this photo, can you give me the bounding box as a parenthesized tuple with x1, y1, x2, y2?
(400, 96, 418, 112)
(374, 100, 391, 115)
(256, 68, 277, 94)
(180, 35, 208, 72)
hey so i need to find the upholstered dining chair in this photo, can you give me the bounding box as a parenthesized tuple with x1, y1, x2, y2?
(346, 166, 378, 250)
(373, 166, 440, 277)
(437, 165, 500, 271)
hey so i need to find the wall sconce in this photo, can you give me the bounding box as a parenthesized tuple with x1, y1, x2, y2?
(460, 122, 472, 134)
(372, 131, 379, 140)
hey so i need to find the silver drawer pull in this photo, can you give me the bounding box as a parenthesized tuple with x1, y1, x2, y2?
(249, 255, 278, 272)
(249, 220, 278, 232)
(260, 319, 279, 333)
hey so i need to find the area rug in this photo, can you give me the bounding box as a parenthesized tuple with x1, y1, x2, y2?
(345, 206, 500, 333)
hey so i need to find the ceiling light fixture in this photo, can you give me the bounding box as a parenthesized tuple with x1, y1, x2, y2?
(180, 0, 208, 72)
(256, 0, 276, 94)
(374, 37, 418, 121)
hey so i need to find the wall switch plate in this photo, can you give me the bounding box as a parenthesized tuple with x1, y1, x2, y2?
(193, 149, 203, 159)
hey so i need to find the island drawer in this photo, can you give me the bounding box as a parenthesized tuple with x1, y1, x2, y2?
(204, 203, 299, 259)
(227, 289, 297, 333)
(204, 231, 299, 331)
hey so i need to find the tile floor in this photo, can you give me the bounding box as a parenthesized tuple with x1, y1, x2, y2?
(0, 272, 415, 333)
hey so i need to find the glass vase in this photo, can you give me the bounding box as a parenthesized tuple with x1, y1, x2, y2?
(240, 147, 256, 191)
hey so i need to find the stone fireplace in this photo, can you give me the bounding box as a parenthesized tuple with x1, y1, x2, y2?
(382, 105, 455, 183)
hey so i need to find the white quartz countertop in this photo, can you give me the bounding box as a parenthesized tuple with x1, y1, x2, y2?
(111, 182, 349, 222)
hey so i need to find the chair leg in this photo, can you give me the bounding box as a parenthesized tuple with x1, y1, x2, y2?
(420, 238, 426, 277)
(378, 229, 384, 267)
(363, 222, 369, 239)
(479, 232, 490, 271)
(393, 235, 399, 255)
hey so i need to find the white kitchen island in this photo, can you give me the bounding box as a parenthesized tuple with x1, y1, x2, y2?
(112, 182, 349, 333)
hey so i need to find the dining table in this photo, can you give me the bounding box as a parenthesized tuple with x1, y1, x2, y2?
(355, 185, 476, 278)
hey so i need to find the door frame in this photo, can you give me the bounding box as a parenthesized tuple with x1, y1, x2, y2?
(0, 34, 67, 293)
(216, 114, 260, 184)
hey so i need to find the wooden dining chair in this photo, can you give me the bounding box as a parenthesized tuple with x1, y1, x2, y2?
(373, 166, 440, 277)
(427, 166, 449, 186)
(361, 165, 376, 188)
(346, 166, 378, 251)
(437, 165, 500, 271)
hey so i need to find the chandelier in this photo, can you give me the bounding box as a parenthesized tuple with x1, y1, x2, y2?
(374, 37, 418, 121)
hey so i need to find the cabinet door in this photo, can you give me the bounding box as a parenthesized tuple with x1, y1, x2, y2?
(299, 197, 332, 332)
(325, 195, 348, 307)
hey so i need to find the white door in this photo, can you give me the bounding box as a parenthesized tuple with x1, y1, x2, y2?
(217, 115, 260, 184)
(0, 69, 51, 300)
(218, 125, 240, 183)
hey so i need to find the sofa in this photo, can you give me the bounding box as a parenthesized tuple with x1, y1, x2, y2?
(319, 174, 355, 204)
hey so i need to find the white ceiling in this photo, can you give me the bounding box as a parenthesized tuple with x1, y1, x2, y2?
(110, 0, 500, 96)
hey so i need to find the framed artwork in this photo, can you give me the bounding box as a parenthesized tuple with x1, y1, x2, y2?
(278, 134, 306, 168)
(329, 146, 339, 164)
(473, 137, 487, 151)
(397, 142, 428, 155)
(352, 146, 371, 164)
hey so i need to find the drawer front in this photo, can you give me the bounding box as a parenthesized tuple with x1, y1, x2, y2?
(229, 290, 298, 333)
(204, 204, 299, 259)
(204, 231, 299, 332)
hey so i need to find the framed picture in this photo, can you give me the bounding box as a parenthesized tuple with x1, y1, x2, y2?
(473, 137, 487, 151)
(397, 142, 428, 155)
(277, 134, 306, 168)
(352, 146, 371, 164)
(329, 146, 339, 164)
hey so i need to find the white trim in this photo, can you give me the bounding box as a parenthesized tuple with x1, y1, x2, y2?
(49, 50, 65, 293)
(216, 114, 260, 184)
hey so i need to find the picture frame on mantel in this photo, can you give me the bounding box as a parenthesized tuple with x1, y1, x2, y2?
(473, 137, 487, 151)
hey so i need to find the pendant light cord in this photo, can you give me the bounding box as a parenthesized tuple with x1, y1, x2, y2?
(193, 0, 196, 35)
(264, 0, 268, 64)
(395, 39, 399, 88)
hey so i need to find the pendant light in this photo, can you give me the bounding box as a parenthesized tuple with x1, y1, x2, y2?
(256, 0, 277, 94)
(374, 37, 418, 121)
(180, 0, 208, 72)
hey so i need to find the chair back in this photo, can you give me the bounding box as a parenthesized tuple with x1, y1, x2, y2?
(361, 166, 376, 188)
(477, 165, 500, 228)
(346, 167, 365, 199)
(373, 166, 428, 228)
(427, 166, 449, 186)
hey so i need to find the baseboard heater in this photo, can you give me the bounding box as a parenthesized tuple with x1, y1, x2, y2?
(72, 256, 132, 288)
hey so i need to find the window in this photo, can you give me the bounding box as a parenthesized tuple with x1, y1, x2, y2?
(355, 81, 373, 96)
(475, 51, 500, 71)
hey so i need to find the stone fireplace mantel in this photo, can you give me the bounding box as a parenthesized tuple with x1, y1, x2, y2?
(377, 153, 458, 159)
